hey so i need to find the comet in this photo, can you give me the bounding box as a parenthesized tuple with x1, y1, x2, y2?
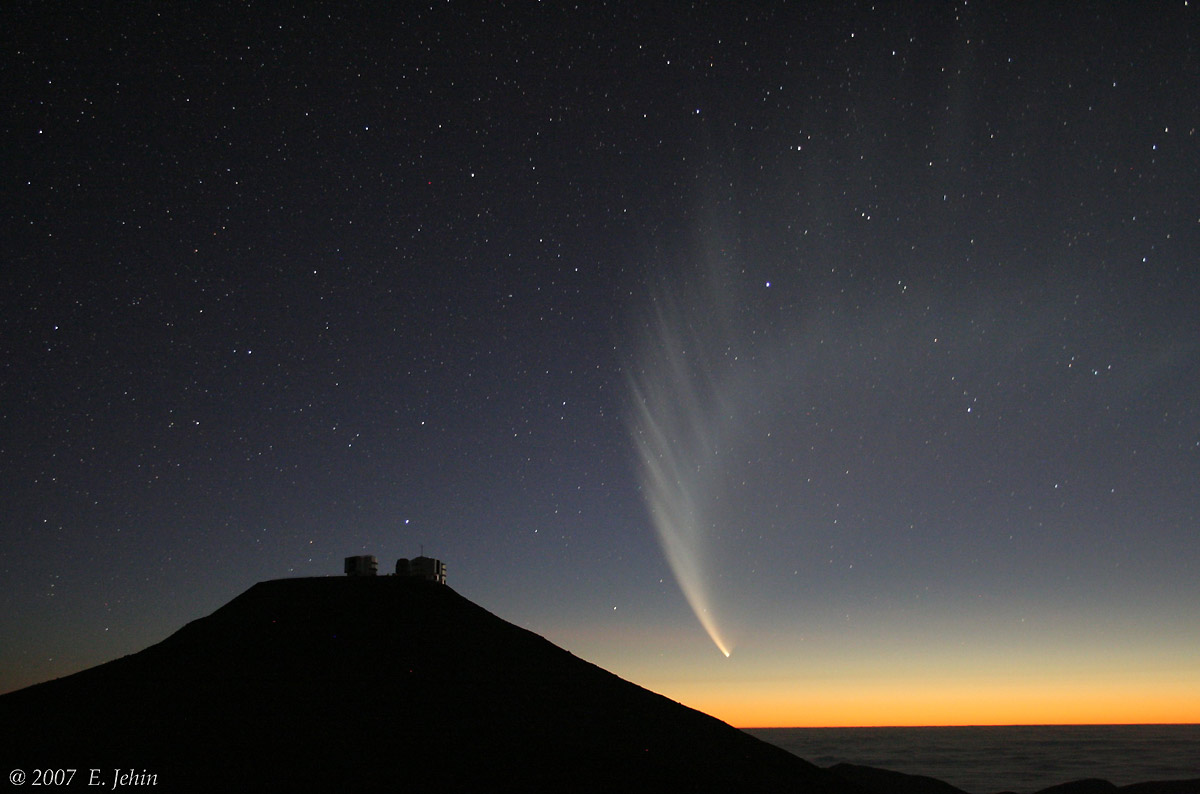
(627, 276, 746, 658)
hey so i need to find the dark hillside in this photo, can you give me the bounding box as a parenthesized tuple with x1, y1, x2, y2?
(1, 577, 854, 793)
(8, 578, 1191, 793)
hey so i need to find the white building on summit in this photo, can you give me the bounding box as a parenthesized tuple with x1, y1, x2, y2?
(344, 555, 378, 576)
(342, 554, 446, 584)
(396, 556, 447, 584)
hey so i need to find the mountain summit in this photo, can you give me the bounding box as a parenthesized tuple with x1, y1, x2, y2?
(2, 577, 854, 792)
(8, 577, 1193, 793)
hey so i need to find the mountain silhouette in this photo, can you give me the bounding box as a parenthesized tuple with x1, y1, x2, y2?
(4, 578, 1193, 793)
(2, 577, 862, 792)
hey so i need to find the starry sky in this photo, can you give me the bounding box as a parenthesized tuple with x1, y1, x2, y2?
(3, 2, 1198, 727)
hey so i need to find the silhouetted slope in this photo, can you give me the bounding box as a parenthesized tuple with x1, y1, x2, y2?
(10, 579, 1190, 793)
(829, 763, 969, 794)
(1, 577, 856, 793)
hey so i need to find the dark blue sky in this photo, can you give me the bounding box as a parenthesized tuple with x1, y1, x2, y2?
(3, 2, 1198, 725)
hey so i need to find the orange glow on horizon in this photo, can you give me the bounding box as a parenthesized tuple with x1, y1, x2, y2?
(652, 677, 1200, 729)
(545, 604, 1200, 730)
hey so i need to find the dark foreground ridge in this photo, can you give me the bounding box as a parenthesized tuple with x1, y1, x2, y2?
(1, 578, 1195, 794)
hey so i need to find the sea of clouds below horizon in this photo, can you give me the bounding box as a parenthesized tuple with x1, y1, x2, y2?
(744, 724, 1200, 794)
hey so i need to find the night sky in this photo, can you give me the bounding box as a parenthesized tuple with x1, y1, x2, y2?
(3, 3, 1198, 727)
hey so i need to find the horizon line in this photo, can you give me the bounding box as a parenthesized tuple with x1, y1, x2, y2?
(739, 721, 1200, 730)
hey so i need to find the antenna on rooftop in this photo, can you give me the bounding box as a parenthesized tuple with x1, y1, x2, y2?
(420, 543, 424, 557)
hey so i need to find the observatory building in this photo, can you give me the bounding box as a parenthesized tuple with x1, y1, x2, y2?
(342, 554, 446, 584)
(344, 555, 378, 576)
(396, 556, 447, 584)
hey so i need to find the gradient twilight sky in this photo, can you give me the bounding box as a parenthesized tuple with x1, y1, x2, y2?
(3, 3, 1198, 727)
